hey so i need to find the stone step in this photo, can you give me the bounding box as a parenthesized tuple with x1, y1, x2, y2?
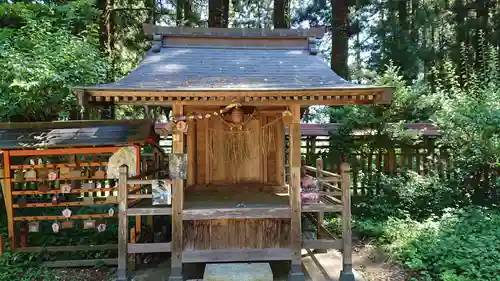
(203, 263, 273, 281)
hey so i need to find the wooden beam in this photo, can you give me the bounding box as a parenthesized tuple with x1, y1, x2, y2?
(127, 208, 172, 216)
(17, 244, 118, 253)
(315, 157, 327, 254)
(182, 248, 292, 263)
(143, 23, 325, 38)
(301, 204, 342, 213)
(182, 207, 291, 220)
(13, 213, 116, 222)
(170, 103, 184, 281)
(2, 151, 15, 251)
(9, 147, 119, 157)
(127, 242, 171, 254)
(117, 165, 128, 281)
(288, 104, 304, 280)
(42, 259, 118, 268)
(302, 239, 342, 250)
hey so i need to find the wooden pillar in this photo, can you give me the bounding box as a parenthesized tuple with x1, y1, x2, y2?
(339, 163, 354, 281)
(134, 145, 142, 247)
(170, 103, 184, 281)
(315, 158, 327, 253)
(288, 104, 304, 281)
(117, 165, 128, 281)
(187, 119, 196, 186)
(2, 152, 15, 251)
(276, 118, 285, 186)
(0, 235, 4, 256)
(76, 90, 90, 120)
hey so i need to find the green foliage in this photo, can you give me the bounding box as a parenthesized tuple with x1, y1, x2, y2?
(0, 251, 57, 281)
(0, 18, 109, 121)
(356, 207, 500, 281)
(353, 171, 466, 221)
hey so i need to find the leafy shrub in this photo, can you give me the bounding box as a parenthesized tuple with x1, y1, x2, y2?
(356, 207, 500, 281)
(353, 170, 465, 221)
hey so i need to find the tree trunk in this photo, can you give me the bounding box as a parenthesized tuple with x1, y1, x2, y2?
(454, 0, 466, 81)
(330, 0, 349, 79)
(184, 0, 195, 26)
(209, 0, 229, 27)
(273, 0, 290, 28)
(176, 0, 183, 26)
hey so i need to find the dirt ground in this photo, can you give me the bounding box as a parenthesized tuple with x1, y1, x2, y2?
(352, 238, 408, 281)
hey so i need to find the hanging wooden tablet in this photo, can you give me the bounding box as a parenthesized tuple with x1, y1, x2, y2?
(51, 195, 59, 204)
(106, 196, 117, 204)
(47, 171, 58, 181)
(70, 168, 81, 178)
(38, 168, 49, 180)
(60, 166, 71, 178)
(28, 222, 39, 233)
(15, 170, 24, 181)
(17, 197, 27, 207)
(61, 220, 73, 229)
(108, 208, 115, 217)
(94, 166, 106, 178)
(60, 184, 72, 194)
(83, 220, 95, 229)
(83, 196, 94, 204)
(52, 222, 60, 233)
(82, 182, 95, 190)
(25, 169, 36, 179)
(97, 223, 106, 233)
(62, 208, 72, 218)
(38, 183, 49, 192)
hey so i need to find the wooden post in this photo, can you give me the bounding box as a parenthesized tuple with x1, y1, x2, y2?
(117, 165, 128, 281)
(288, 104, 304, 281)
(187, 119, 196, 186)
(134, 145, 142, 249)
(315, 158, 327, 253)
(0, 235, 4, 256)
(339, 163, 354, 281)
(2, 151, 15, 251)
(170, 103, 184, 281)
(129, 227, 136, 270)
(276, 118, 285, 186)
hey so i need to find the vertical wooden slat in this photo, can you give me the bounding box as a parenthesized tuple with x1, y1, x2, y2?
(204, 118, 211, 185)
(276, 118, 285, 185)
(187, 119, 196, 186)
(170, 103, 184, 281)
(129, 227, 136, 270)
(315, 158, 327, 253)
(134, 145, 142, 245)
(339, 163, 354, 281)
(117, 165, 128, 281)
(288, 104, 304, 280)
(2, 151, 15, 251)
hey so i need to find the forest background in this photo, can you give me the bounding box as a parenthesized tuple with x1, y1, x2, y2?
(0, 0, 499, 280)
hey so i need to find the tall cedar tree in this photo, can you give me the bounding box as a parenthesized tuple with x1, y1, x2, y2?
(209, 0, 229, 27)
(331, 0, 349, 79)
(273, 0, 290, 28)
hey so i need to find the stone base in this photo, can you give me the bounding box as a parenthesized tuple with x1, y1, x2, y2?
(288, 272, 305, 281)
(203, 263, 273, 281)
(339, 270, 356, 281)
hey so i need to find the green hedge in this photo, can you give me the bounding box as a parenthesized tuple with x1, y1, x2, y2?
(356, 207, 500, 281)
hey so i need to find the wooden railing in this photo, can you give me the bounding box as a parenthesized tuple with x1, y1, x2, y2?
(117, 165, 172, 281)
(301, 158, 354, 281)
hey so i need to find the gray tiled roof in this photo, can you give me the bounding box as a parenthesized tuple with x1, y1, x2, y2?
(0, 120, 155, 150)
(84, 47, 377, 91)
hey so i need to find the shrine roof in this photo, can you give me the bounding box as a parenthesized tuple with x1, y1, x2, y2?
(0, 120, 155, 150)
(81, 47, 382, 92)
(77, 25, 392, 103)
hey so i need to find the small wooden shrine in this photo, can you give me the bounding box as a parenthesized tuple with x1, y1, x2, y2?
(0, 119, 160, 261)
(75, 24, 393, 281)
